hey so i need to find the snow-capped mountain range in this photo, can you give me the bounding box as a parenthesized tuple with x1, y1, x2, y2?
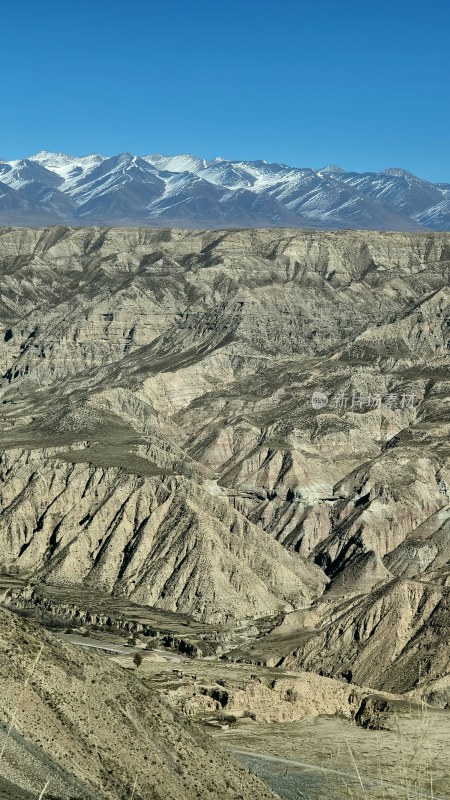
(0, 150, 449, 230)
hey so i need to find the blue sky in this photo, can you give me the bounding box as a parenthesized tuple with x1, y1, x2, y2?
(2, 0, 449, 181)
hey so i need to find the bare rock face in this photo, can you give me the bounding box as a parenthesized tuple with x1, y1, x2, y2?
(0, 606, 278, 800)
(275, 578, 450, 695)
(161, 668, 363, 724)
(228, 577, 450, 697)
(0, 226, 450, 671)
(0, 449, 325, 623)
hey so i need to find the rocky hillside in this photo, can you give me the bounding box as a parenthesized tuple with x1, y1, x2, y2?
(0, 226, 449, 685)
(0, 451, 325, 623)
(0, 606, 278, 800)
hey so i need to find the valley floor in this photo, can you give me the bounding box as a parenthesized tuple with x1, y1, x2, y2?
(219, 712, 450, 799)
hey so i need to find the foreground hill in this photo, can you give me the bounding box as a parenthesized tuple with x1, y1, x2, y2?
(0, 606, 277, 799)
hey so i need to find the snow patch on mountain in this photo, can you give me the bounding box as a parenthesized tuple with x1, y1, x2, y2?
(144, 153, 217, 173)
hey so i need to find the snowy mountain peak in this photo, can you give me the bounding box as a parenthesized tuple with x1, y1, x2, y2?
(143, 153, 209, 174)
(383, 167, 417, 179)
(30, 151, 103, 164)
(318, 165, 345, 175)
(27, 152, 105, 192)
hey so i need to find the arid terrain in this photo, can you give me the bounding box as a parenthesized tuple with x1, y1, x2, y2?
(0, 604, 281, 800)
(0, 225, 449, 798)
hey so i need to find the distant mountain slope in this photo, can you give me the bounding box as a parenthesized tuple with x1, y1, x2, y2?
(0, 151, 448, 229)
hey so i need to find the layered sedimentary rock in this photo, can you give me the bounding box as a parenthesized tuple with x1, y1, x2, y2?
(0, 449, 325, 622)
(0, 227, 449, 656)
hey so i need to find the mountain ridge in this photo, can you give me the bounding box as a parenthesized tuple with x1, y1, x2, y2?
(0, 151, 449, 230)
